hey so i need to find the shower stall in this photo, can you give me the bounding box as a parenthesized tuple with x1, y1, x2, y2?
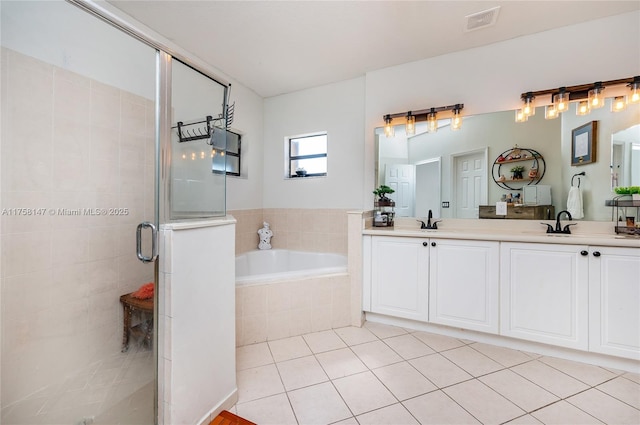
(1, 1, 234, 424)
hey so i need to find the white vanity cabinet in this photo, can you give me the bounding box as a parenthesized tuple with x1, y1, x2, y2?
(429, 239, 499, 334)
(588, 246, 640, 360)
(369, 236, 429, 321)
(500, 242, 589, 350)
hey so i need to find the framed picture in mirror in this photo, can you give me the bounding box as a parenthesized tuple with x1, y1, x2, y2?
(571, 121, 598, 166)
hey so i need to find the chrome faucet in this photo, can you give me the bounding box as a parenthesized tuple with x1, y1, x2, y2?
(542, 210, 576, 234)
(417, 209, 442, 230)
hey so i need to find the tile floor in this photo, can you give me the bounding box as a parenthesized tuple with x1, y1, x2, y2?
(233, 322, 640, 425)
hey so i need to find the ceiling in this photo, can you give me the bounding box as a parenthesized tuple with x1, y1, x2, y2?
(107, 1, 640, 98)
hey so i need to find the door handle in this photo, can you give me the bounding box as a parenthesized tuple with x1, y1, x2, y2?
(136, 222, 158, 263)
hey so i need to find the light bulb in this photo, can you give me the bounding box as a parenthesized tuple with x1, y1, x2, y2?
(628, 81, 640, 104)
(555, 89, 569, 113)
(545, 104, 558, 119)
(405, 112, 416, 136)
(611, 96, 627, 112)
(515, 109, 528, 123)
(383, 115, 394, 138)
(588, 83, 605, 109)
(522, 93, 535, 117)
(576, 100, 590, 116)
(427, 111, 438, 133)
(451, 108, 462, 131)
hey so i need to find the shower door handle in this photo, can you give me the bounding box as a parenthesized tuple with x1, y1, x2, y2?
(136, 222, 158, 263)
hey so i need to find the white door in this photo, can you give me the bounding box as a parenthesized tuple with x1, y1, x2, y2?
(500, 243, 589, 350)
(454, 150, 487, 218)
(415, 158, 441, 219)
(370, 236, 429, 321)
(589, 246, 640, 360)
(429, 239, 499, 334)
(385, 164, 415, 217)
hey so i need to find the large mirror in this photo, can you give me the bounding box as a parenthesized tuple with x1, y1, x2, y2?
(375, 100, 640, 221)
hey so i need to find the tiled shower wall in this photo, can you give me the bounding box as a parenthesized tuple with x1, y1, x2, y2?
(0, 48, 155, 419)
(230, 208, 349, 256)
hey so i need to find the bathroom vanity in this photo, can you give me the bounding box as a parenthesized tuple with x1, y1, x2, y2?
(361, 218, 640, 364)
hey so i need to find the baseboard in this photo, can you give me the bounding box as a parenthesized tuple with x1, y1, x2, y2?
(197, 388, 239, 425)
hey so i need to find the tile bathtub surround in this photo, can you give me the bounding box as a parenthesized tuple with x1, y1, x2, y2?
(232, 322, 640, 425)
(1, 48, 155, 422)
(236, 275, 351, 346)
(230, 208, 349, 256)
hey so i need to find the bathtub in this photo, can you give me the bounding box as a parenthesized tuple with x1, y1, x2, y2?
(235, 249, 347, 285)
(235, 249, 351, 345)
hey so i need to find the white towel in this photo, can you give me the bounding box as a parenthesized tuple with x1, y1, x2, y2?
(567, 186, 584, 219)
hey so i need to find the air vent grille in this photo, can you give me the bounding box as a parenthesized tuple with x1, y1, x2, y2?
(465, 6, 500, 32)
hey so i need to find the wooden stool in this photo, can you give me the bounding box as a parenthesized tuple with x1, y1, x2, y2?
(120, 293, 154, 352)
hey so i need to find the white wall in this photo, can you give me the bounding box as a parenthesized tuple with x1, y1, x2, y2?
(364, 11, 640, 213)
(263, 77, 365, 209)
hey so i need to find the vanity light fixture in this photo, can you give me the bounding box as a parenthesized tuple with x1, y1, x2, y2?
(521, 92, 536, 117)
(544, 104, 558, 120)
(611, 96, 627, 112)
(588, 82, 605, 109)
(451, 105, 463, 131)
(426, 108, 438, 133)
(554, 87, 570, 113)
(516, 76, 639, 122)
(382, 103, 465, 136)
(384, 114, 395, 137)
(628, 76, 640, 104)
(406, 111, 416, 136)
(576, 100, 590, 116)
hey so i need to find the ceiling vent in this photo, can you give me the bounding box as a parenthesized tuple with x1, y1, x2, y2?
(464, 6, 500, 32)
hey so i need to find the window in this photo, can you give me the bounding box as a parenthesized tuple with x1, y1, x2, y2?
(288, 132, 327, 178)
(212, 129, 241, 176)
(225, 130, 241, 176)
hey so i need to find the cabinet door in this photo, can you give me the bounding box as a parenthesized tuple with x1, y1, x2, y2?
(371, 236, 429, 321)
(429, 239, 499, 333)
(589, 246, 640, 360)
(500, 242, 589, 350)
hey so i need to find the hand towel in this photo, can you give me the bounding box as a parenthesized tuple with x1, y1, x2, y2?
(567, 186, 584, 219)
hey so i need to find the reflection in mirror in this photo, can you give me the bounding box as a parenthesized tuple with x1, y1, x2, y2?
(376, 102, 639, 221)
(611, 124, 640, 188)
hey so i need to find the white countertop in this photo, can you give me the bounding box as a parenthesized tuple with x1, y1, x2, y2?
(362, 218, 640, 248)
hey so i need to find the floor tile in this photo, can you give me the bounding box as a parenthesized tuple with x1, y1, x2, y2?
(567, 388, 640, 425)
(505, 414, 544, 424)
(596, 376, 640, 409)
(440, 345, 503, 377)
(538, 355, 618, 386)
(372, 361, 437, 401)
(302, 330, 347, 353)
(236, 342, 273, 371)
(333, 371, 396, 416)
(531, 400, 603, 424)
(268, 336, 312, 362)
(412, 331, 466, 352)
(382, 334, 435, 360)
(334, 326, 378, 346)
(332, 418, 359, 425)
(276, 355, 329, 391)
(403, 390, 480, 424)
(236, 393, 297, 425)
(409, 353, 473, 388)
(356, 403, 419, 425)
(288, 381, 352, 425)
(510, 360, 589, 398)
(350, 340, 403, 369)
(315, 348, 368, 380)
(623, 371, 640, 384)
(364, 321, 408, 339)
(479, 369, 559, 412)
(444, 379, 525, 424)
(236, 364, 285, 403)
(468, 342, 534, 368)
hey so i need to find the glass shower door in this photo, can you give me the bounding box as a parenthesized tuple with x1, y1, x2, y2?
(1, 1, 158, 424)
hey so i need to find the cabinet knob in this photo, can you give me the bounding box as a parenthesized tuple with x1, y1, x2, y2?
(593, 251, 601, 257)
(580, 250, 588, 256)
(423, 241, 428, 247)
(431, 242, 436, 247)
